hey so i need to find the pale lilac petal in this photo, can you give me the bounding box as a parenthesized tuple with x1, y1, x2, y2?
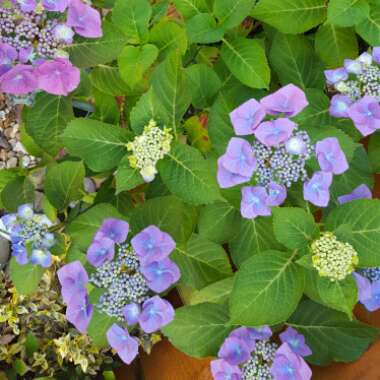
(329, 95, 352, 118)
(267, 182, 287, 206)
(373, 47, 380, 64)
(285, 136, 308, 155)
(87, 237, 115, 267)
(324, 68, 348, 85)
(353, 272, 372, 303)
(218, 337, 251, 365)
(344, 59, 363, 74)
(95, 218, 129, 244)
(254, 118, 296, 147)
(217, 155, 251, 188)
(123, 303, 141, 326)
(241, 186, 271, 219)
(303, 171, 333, 207)
(362, 281, 380, 312)
(338, 184, 372, 204)
(67, 0, 102, 38)
(30, 249, 52, 268)
(316, 137, 349, 175)
(211, 359, 242, 380)
(66, 295, 93, 333)
(347, 96, 380, 136)
(12, 0, 36, 12)
(41, 0, 69, 12)
(279, 327, 312, 357)
(0, 64, 38, 95)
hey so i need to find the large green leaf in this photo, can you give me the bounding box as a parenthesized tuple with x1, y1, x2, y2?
(190, 277, 235, 305)
(172, 234, 232, 290)
(115, 155, 145, 194)
(221, 38, 270, 89)
(185, 64, 222, 109)
(1, 177, 34, 212)
(130, 196, 197, 243)
(186, 13, 225, 44)
(67, 203, 126, 250)
(62, 118, 130, 172)
(162, 303, 232, 357)
(326, 199, 380, 267)
(229, 216, 282, 267)
(213, 0, 253, 29)
(151, 52, 191, 133)
(45, 161, 85, 210)
(269, 32, 325, 89)
(273, 207, 319, 250)
(198, 201, 241, 244)
(67, 21, 128, 68)
(112, 0, 151, 44)
(229, 250, 304, 326)
(315, 24, 358, 68)
(158, 143, 221, 205)
(90, 66, 130, 96)
(87, 309, 117, 348)
(252, 0, 327, 34)
(355, 3, 380, 45)
(9, 258, 44, 296)
(288, 299, 378, 365)
(172, 0, 209, 18)
(24, 93, 73, 155)
(327, 0, 370, 27)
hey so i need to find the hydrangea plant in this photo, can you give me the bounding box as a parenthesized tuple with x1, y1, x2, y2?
(0, 0, 380, 378)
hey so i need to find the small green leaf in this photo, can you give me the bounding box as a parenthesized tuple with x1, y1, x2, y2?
(45, 161, 85, 210)
(87, 309, 117, 348)
(273, 207, 319, 250)
(356, 3, 380, 45)
(221, 37, 270, 89)
(115, 155, 145, 193)
(186, 13, 225, 44)
(162, 303, 232, 357)
(1, 176, 34, 212)
(213, 0, 253, 29)
(190, 276, 235, 305)
(327, 0, 370, 27)
(229, 250, 304, 326)
(172, 0, 209, 18)
(90, 66, 130, 96)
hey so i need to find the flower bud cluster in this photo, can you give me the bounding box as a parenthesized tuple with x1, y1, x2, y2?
(127, 120, 173, 182)
(311, 232, 358, 281)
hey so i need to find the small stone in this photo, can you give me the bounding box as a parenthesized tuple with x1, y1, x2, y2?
(6, 157, 18, 168)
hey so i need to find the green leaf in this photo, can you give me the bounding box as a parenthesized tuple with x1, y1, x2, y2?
(186, 13, 225, 44)
(13, 359, 29, 376)
(356, 3, 380, 45)
(9, 257, 44, 296)
(1, 177, 34, 212)
(198, 201, 241, 244)
(115, 155, 145, 193)
(327, 0, 370, 27)
(172, 234, 232, 290)
(118, 44, 158, 89)
(158, 143, 221, 205)
(0, 170, 20, 208)
(213, 0, 253, 29)
(24, 93, 73, 155)
(90, 66, 130, 96)
(273, 207, 319, 250)
(162, 303, 232, 357)
(317, 276, 357, 318)
(151, 52, 191, 133)
(131, 196, 197, 243)
(185, 64, 222, 109)
(62, 118, 130, 172)
(252, 0, 327, 34)
(269, 32, 325, 89)
(190, 276, 235, 305)
(149, 20, 188, 57)
(326, 199, 380, 267)
(229, 250, 304, 326)
(92, 89, 120, 125)
(172, 0, 209, 18)
(44, 161, 85, 210)
(87, 309, 117, 348)
(67, 21, 128, 68)
(288, 299, 378, 365)
(229, 216, 282, 267)
(67, 203, 126, 250)
(221, 37, 270, 89)
(315, 24, 358, 68)
(112, 0, 151, 44)
(368, 131, 380, 173)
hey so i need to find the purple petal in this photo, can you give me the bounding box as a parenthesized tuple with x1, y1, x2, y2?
(41, 0, 69, 12)
(353, 272, 372, 303)
(267, 182, 287, 207)
(106, 324, 139, 364)
(123, 303, 141, 326)
(0, 43, 17, 66)
(229, 98, 266, 135)
(138, 296, 175, 333)
(324, 68, 348, 85)
(240, 186, 271, 219)
(362, 281, 380, 312)
(53, 24, 75, 44)
(66, 295, 93, 333)
(260, 84, 309, 117)
(254, 118, 296, 147)
(217, 155, 251, 188)
(373, 47, 380, 64)
(338, 184, 372, 204)
(87, 237, 115, 267)
(344, 59, 363, 74)
(17, 204, 34, 219)
(67, 0, 102, 38)
(329, 95, 352, 118)
(0, 64, 38, 95)
(347, 96, 380, 136)
(30, 249, 52, 268)
(218, 336, 251, 366)
(95, 218, 129, 244)
(303, 171, 333, 207)
(285, 136, 308, 155)
(12, 0, 36, 11)
(316, 137, 349, 175)
(211, 359, 242, 380)
(279, 327, 312, 357)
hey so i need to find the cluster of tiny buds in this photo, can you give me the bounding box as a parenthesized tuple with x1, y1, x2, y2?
(127, 120, 173, 182)
(241, 340, 278, 380)
(252, 129, 313, 188)
(90, 244, 150, 320)
(311, 232, 359, 281)
(359, 267, 380, 282)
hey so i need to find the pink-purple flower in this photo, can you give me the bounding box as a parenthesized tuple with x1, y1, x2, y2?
(316, 137, 348, 175)
(303, 171, 333, 207)
(12, 0, 36, 12)
(95, 218, 130, 244)
(138, 296, 175, 333)
(271, 343, 312, 380)
(347, 96, 380, 136)
(267, 182, 287, 207)
(123, 303, 141, 326)
(373, 47, 380, 64)
(324, 68, 348, 85)
(0, 64, 38, 94)
(229, 98, 266, 135)
(218, 336, 251, 366)
(36, 59, 80, 96)
(87, 237, 115, 267)
(0, 43, 17, 75)
(65, 294, 93, 333)
(329, 95, 352, 118)
(217, 156, 251, 188)
(354, 272, 380, 312)
(131, 225, 176, 265)
(260, 84, 309, 117)
(279, 327, 312, 357)
(106, 324, 139, 365)
(53, 24, 75, 44)
(338, 184, 372, 204)
(67, 0, 102, 38)
(254, 118, 296, 147)
(41, 0, 69, 12)
(241, 186, 271, 219)
(211, 359, 242, 380)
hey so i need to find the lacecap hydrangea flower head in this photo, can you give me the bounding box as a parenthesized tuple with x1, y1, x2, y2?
(57, 218, 180, 365)
(217, 84, 349, 219)
(127, 119, 173, 182)
(0, 203, 56, 267)
(325, 47, 380, 136)
(0, 0, 102, 100)
(211, 325, 312, 380)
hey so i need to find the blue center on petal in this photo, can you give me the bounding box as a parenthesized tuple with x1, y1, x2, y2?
(249, 195, 260, 205)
